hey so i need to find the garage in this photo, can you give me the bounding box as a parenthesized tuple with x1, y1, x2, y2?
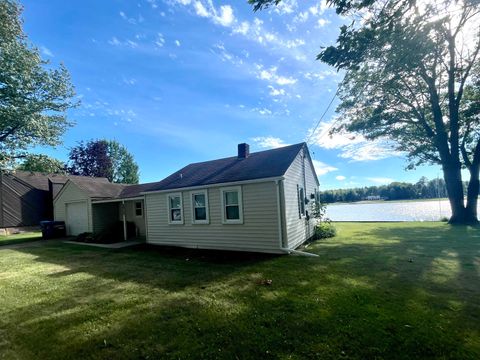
(66, 201, 88, 235)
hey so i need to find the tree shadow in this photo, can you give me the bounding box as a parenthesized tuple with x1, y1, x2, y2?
(1, 224, 479, 359)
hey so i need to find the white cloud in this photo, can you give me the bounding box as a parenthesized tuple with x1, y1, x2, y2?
(155, 33, 165, 48)
(316, 18, 331, 27)
(312, 160, 338, 176)
(123, 77, 137, 85)
(252, 136, 290, 149)
(367, 177, 394, 184)
(336, 175, 346, 181)
(175, 40, 181, 46)
(255, 65, 297, 86)
(273, 0, 297, 15)
(252, 107, 273, 116)
(40, 46, 54, 57)
(233, 21, 250, 35)
(108, 37, 138, 48)
(268, 86, 285, 96)
(308, 119, 402, 161)
(194, 1, 209, 17)
(215, 5, 234, 27)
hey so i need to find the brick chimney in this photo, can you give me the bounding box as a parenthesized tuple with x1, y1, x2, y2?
(237, 143, 250, 159)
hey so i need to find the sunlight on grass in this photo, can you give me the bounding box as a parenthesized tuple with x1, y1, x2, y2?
(0, 222, 478, 359)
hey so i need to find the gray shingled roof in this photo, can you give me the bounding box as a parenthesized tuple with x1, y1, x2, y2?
(140, 142, 307, 193)
(63, 143, 309, 201)
(68, 178, 127, 199)
(10, 171, 109, 191)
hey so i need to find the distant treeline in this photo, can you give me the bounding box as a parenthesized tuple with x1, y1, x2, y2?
(320, 177, 468, 204)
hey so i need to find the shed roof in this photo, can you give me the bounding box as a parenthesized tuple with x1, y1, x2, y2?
(6, 171, 109, 192)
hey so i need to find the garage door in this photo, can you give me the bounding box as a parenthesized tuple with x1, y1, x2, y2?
(66, 202, 88, 235)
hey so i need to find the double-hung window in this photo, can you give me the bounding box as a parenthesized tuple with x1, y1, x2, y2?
(167, 193, 183, 224)
(135, 201, 143, 217)
(220, 186, 243, 224)
(191, 190, 209, 224)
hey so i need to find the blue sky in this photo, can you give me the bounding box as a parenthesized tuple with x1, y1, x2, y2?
(23, 0, 444, 189)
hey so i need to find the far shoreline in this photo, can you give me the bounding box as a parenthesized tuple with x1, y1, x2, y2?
(326, 198, 452, 206)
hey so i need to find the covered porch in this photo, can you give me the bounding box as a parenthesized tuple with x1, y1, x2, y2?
(91, 197, 146, 241)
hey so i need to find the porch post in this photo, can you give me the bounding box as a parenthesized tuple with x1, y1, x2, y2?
(122, 200, 127, 241)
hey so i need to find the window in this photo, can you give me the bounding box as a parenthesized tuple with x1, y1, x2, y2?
(220, 186, 243, 224)
(167, 193, 183, 224)
(191, 190, 209, 224)
(135, 201, 143, 217)
(297, 185, 305, 218)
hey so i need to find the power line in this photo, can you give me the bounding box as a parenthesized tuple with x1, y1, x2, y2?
(305, 87, 341, 145)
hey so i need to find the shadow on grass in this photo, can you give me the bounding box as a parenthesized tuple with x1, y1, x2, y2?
(1, 223, 479, 359)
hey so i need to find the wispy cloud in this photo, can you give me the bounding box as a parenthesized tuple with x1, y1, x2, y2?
(255, 64, 297, 86)
(40, 46, 54, 57)
(312, 159, 338, 176)
(336, 175, 346, 181)
(307, 119, 402, 161)
(108, 37, 138, 48)
(252, 136, 289, 149)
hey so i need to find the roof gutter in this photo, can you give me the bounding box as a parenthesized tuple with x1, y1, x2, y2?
(140, 176, 285, 195)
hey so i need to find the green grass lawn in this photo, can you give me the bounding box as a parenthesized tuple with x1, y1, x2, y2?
(0, 232, 42, 246)
(0, 222, 479, 359)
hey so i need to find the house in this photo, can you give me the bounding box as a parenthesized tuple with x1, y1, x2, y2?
(0, 171, 108, 229)
(54, 142, 320, 254)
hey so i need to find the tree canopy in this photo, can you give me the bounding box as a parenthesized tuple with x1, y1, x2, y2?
(67, 139, 139, 184)
(17, 154, 65, 174)
(0, 0, 77, 168)
(252, 0, 480, 223)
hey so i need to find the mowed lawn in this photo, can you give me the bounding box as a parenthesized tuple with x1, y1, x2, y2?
(0, 223, 479, 359)
(0, 232, 41, 246)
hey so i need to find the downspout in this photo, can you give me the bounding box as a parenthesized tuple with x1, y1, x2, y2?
(122, 200, 127, 241)
(276, 179, 318, 257)
(275, 179, 284, 249)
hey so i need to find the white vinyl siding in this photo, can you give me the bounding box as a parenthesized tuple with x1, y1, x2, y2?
(145, 182, 281, 253)
(220, 186, 243, 224)
(191, 190, 209, 224)
(54, 181, 93, 234)
(283, 149, 319, 249)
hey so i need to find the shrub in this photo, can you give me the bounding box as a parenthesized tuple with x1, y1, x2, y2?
(315, 222, 337, 239)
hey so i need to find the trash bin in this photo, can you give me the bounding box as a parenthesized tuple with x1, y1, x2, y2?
(40, 221, 66, 240)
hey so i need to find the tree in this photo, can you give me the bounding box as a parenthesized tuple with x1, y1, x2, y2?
(0, 1, 77, 167)
(17, 154, 65, 174)
(251, 0, 480, 224)
(67, 139, 139, 184)
(107, 140, 140, 184)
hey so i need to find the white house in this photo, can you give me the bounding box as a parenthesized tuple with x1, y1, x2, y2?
(54, 143, 320, 254)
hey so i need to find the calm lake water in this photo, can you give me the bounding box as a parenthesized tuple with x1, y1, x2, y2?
(326, 199, 480, 221)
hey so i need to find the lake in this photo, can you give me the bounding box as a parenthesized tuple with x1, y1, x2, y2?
(326, 199, 480, 221)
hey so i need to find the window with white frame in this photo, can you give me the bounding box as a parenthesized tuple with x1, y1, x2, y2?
(135, 201, 143, 217)
(191, 190, 209, 224)
(221, 186, 243, 224)
(297, 185, 305, 218)
(167, 193, 183, 224)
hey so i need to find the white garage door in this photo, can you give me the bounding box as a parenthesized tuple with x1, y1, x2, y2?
(66, 202, 88, 235)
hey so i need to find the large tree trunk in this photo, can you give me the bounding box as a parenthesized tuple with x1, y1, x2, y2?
(465, 165, 480, 224)
(442, 163, 467, 224)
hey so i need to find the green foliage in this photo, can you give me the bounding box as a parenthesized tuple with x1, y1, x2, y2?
(321, 176, 459, 203)
(107, 140, 140, 184)
(17, 154, 65, 174)
(67, 139, 139, 184)
(314, 222, 337, 238)
(0, 0, 77, 167)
